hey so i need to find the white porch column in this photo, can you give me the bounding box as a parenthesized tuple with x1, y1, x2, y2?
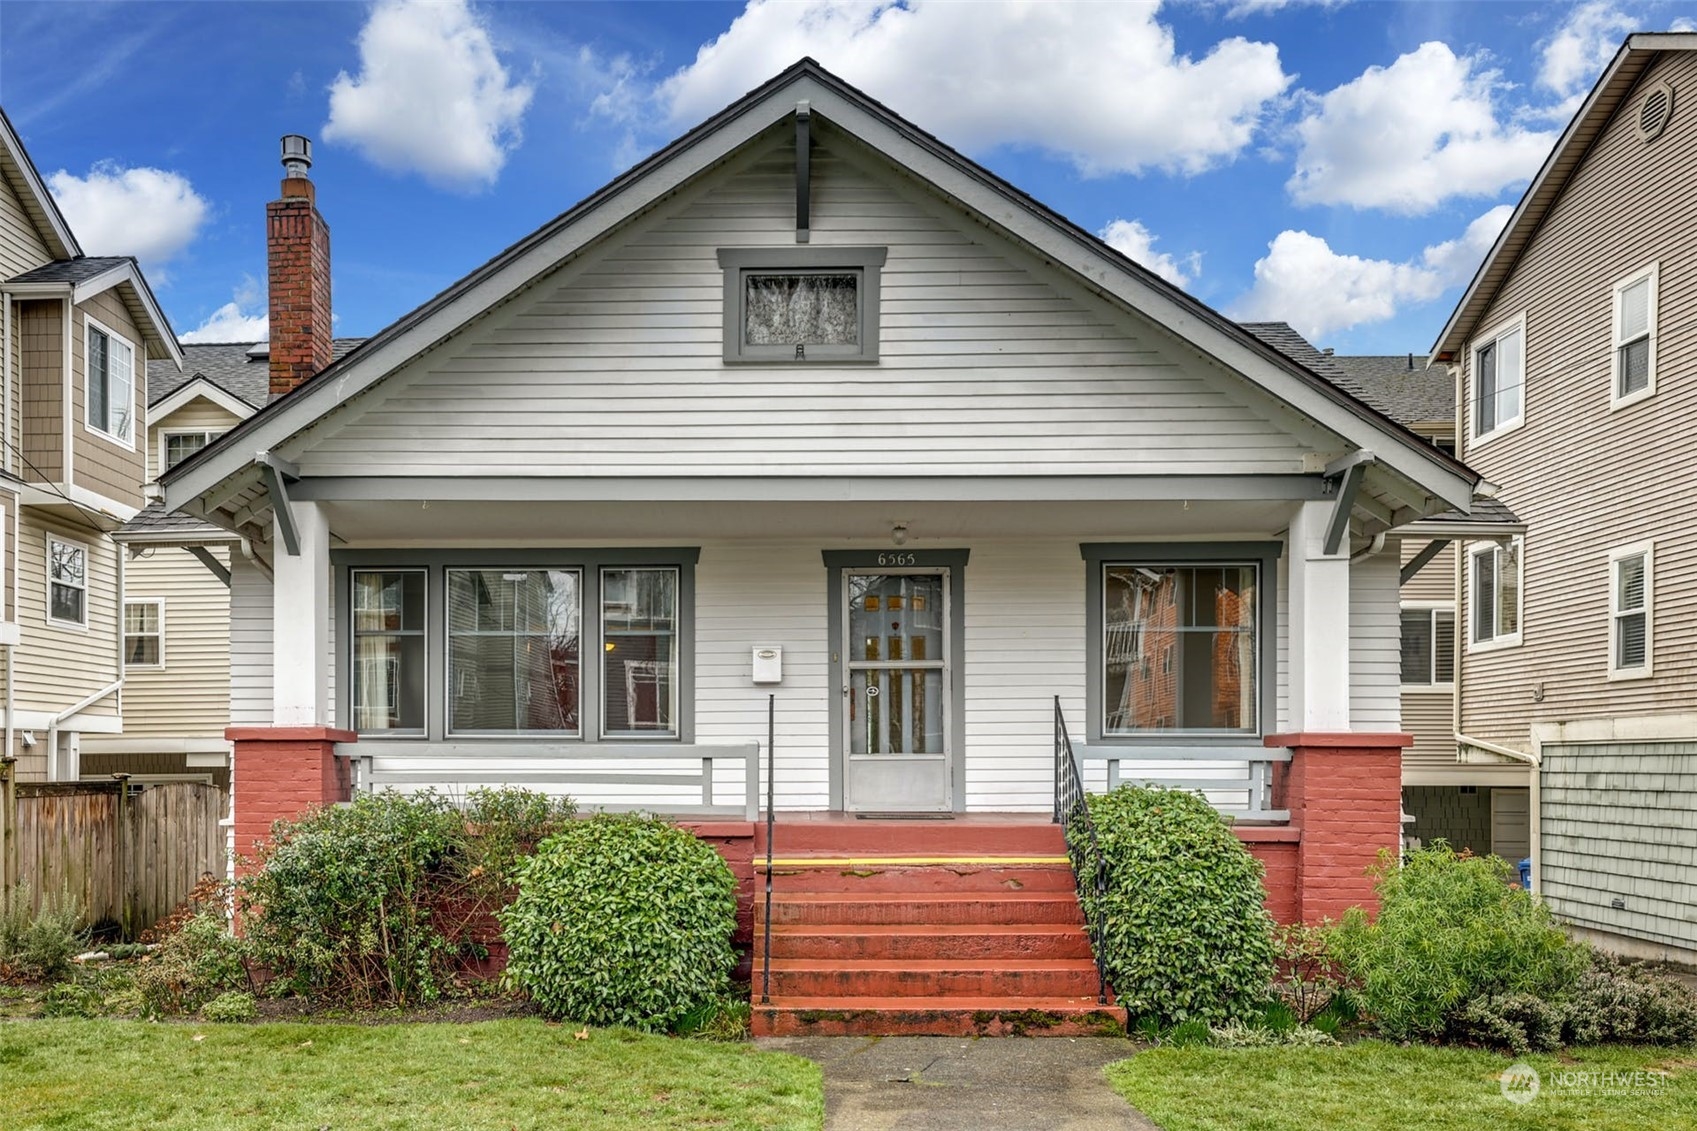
(272, 500, 331, 725)
(1287, 500, 1351, 731)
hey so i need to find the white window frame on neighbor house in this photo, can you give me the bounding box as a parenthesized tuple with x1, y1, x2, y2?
(1399, 603, 1456, 690)
(84, 315, 137, 449)
(1610, 262, 1658, 410)
(1608, 541, 1654, 680)
(1467, 537, 1523, 652)
(160, 429, 224, 474)
(46, 533, 90, 630)
(123, 597, 165, 670)
(1468, 312, 1526, 447)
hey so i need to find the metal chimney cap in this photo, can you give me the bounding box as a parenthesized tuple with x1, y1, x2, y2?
(280, 134, 313, 178)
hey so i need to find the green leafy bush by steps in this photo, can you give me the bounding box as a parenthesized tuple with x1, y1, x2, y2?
(1562, 952, 1697, 1046)
(499, 813, 737, 1031)
(1328, 844, 1588, 1041)
(132, 911, 249, 1016)
(1075, 786, 1275, 1026)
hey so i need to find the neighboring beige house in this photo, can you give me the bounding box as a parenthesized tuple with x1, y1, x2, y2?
(0, 106, 182, 781)
(1431, 32, 1697, 961)
(1243, 326, 1530, 860)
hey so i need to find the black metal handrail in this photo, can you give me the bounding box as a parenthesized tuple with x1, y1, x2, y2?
(760, 693, 774, 1005)
(1054, 696, 1108, 1005)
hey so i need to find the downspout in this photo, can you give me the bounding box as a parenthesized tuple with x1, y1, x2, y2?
(47, 679, 122, 783)
(1349, 532, 1387, 563)
(238, 536, 273, 582)
(1456, 732, 1541, 895)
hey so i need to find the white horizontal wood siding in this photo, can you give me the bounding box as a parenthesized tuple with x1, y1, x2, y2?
(0, 173, 50, 279)
(229, 552, 272, 727)
(297, 134, 1310, 479)
(1458, 50, 1697, 749)
(121, 546, 230, 739)
(1349, 549, 1401, 732)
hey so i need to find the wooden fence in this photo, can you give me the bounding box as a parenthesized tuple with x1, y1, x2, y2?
(0, 764, 225, 938)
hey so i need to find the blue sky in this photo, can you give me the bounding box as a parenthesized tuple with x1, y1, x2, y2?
(2, 0, 1692, 353)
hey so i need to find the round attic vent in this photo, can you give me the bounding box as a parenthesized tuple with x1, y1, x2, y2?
(1639, 81, 1675, 142)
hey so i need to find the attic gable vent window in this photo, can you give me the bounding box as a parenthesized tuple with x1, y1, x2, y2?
(1639, 81, 1674, 142)
(718, 247, 885, 362)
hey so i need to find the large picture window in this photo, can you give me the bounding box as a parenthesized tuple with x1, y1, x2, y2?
(601, 568, 678, 736)
(1101, 563, 1258, 735)
(448, 569, 581, 735)
(352, 570, 426, 733)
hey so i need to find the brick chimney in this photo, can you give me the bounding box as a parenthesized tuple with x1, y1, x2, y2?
(266, 134, 331, 397)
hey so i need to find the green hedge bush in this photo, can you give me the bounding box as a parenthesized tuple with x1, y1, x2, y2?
(1562, 952, 1697, 1046)
(1074, 786, 1275, 1026)
(499, 813, 737, 1030)
(132, 911, 250, 1016)
(1328, 844, 1588, 1041)
(0, 886, 85, 983)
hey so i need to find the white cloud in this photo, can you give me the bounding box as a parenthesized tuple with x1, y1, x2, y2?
(46, 162, 208, 275)
(180, 276, 268, 344)
(1222, 0, 1348, 18)
(644, 0, 1292, 177)
(1231, 205, 1511, 339)
(1538, 1, 1632, 112)
(1288, 42, 1556, 214)
(1099, 218, 1200, 287)
(324, 0, 534, 190)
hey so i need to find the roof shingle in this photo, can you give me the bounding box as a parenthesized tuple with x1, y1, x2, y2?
(148, 338, 366, 410)
(8, 256, 133, 285)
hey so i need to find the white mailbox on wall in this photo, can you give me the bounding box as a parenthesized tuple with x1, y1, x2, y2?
(752, 646, 783, 685)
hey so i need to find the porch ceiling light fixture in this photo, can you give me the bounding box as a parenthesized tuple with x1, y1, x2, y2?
(890, 523, 910, 546)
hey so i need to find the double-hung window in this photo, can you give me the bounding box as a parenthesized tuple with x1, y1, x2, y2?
(1609, 542, 1653, 678)
(163, 431, 221, 472)
(1400, 606, 1455, 686)
(1611, 264, 1657, 406)
(124, 598, 164, 668)
(352, 570, 427, 732)
(47, 534, 88, 629)
(86, 318, 136, 447)
(1469, 539, 1522, 649)
(1471, 315, 1525, 443)
(1087, 544, 1275, 741)
(718, 248, 885, 362)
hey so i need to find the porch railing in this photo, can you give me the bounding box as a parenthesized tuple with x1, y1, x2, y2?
(1075, 745, 1291, 823)
(1052, 697, 1109, 1005)
(336, 741, 761, 821)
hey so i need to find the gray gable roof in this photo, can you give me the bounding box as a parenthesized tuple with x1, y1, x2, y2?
(1238, 322, 1389, 416)
(1328, 355, 1454, 427)
(7, 256, 132, 285)
(149, 338, 366, 410)
(112, 499, 237, 544)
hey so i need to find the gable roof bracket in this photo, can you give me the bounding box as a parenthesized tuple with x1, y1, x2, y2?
(1322, 450, 1376, 556)
(1399, 539, 1450, 586)
(257, 452, 301, 557)
(187, 545, 233, 587)
(795, 101, 811, 244)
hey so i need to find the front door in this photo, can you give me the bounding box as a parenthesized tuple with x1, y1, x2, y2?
(843, 570, 951, 811)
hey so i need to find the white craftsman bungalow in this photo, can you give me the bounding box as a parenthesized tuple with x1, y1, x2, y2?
(164, 61, 1479, 827)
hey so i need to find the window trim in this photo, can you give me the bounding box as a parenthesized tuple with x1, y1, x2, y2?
(333, 549, 698, 742)
(444, 566, 585, 739)
(1081, 542, 1280, 747)
(350, 567, 429, 737)
(46, 532, 90, 631)
(123, 597, 165, 671)
(1468, 312, 1526, 447)
(717, 246, 886, 363)
(1399, 602, 1456, 692)
(83, 314, 137, 450)
(1609, 262, 1658, 410)
(160, 429, 224, 476)
(598, 565, 682, 739)
(1467, 537, 1523, 653)
(1607, 540, 1654, 680)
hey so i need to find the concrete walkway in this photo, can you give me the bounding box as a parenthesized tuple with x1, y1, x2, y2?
(761, 1035, 1159, 1130)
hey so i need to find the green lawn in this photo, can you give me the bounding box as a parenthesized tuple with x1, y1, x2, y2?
(1108, 1041, 1697, 1131)
(0, 1019, 822, 1131)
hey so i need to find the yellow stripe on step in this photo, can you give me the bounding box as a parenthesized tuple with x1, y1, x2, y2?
(761, 856, 1071, 867)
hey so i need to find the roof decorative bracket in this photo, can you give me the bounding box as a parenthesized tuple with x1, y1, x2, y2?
(795, 100, 811, 244)
(1321, 450, 1376, 556)
(256, 451, 302, 557)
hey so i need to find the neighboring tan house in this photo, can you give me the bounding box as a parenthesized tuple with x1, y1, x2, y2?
(96, 338, 358, 790)
(0, 106, 181, 781)
(1430, 31, 1697, 962)
(160, 63, 1485, 1032)
(1242, 325, 1530, 862)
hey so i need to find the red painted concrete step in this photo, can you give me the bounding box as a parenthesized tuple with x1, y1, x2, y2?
(756, 818, 1067, 856)
(751, 997, 1124, 1038)
(757, 891, 1086, 927)
(756, 861, 1079, 893)
(765, 958, 1102, 999)
(759, 922, 1093, 962)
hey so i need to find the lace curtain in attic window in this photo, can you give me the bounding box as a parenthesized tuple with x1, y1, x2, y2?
(745, 273, 859, 346)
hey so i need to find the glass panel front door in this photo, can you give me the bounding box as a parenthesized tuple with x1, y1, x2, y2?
(844, 571, 950, 810)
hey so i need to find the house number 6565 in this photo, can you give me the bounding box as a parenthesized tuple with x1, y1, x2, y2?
(877, 553, 916, 566)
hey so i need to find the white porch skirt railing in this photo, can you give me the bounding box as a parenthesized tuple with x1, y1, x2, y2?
(1074, 744, 1291, 823)
(334, 742, 761, 821)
